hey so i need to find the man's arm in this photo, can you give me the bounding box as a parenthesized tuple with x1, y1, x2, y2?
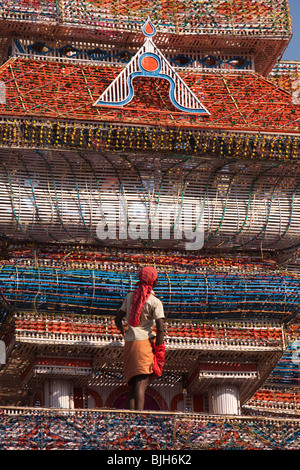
(114, 309, 126, 337)
(155, 318, 164, 346)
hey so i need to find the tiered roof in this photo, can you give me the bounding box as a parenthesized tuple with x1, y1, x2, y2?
(0, 57, 299, 135)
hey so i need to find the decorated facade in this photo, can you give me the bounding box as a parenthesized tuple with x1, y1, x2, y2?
(0, 0, 300, 450)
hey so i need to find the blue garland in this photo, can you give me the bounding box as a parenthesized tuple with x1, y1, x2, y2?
(1, 265, 299, 322)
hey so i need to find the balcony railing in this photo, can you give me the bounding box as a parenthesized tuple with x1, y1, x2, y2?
(0, 406, 299, 450)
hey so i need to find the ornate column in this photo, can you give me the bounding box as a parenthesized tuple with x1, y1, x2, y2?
(44, 379, 74, 409)
(208, 384, 240, 415)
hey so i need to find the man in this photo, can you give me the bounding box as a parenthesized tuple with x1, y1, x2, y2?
(115, 266, 165, 411)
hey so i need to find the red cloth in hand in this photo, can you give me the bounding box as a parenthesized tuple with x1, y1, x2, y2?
(152, 342, 165, 376)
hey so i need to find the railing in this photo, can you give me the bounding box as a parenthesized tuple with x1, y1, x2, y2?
(11, 38, 255, 73)
(0, 406, 299, 450)
(244, 400, 300, 417)
(13, 312, 284, 351)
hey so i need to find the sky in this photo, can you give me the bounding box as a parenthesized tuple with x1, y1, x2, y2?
(283, 0, 300, 60)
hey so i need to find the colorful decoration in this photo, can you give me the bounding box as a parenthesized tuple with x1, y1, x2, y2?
(0, 408, 299, 450)
(12, 311, 284, 350)
(10, 37, 254, 72)
(270, 60, 300, 96)
(0, 0, 292, 36)
(1, 121, 300, 162)
(4, 244, 280, 272)
(0, 264, 299, 322)
(0, 58, 299, 134)
(0, 0, 299, 452)
(244, 388, 300, 417)
(94, 18, 210, 114)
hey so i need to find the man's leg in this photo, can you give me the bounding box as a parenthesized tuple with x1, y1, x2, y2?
(127, 378, 136, 410)
(134, 374, 149, 411)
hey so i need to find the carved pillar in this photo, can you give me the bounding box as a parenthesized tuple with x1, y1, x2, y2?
(208, 384, 240, 415)
(44, 379, 74, 409)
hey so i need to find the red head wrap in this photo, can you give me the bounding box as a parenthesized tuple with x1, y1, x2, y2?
(128, 266, 158, 327)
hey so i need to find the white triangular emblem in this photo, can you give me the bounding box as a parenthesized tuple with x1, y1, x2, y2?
(93, 18, 210, 115)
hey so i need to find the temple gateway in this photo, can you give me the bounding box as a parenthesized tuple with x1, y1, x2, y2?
(0, 0, 299, 450)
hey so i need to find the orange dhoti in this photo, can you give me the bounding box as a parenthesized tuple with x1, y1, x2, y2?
(123, 338, 154, 384)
